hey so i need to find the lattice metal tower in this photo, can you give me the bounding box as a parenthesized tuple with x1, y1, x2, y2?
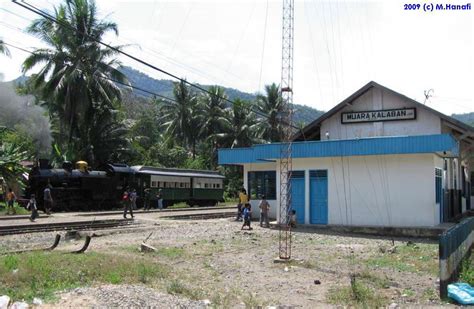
(278, 0, 294, 260)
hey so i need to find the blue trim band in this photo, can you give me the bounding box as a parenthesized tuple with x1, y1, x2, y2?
(218, 134, 459, 165)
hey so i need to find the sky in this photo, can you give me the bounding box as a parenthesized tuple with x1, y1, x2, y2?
(0, 0, 472, 115)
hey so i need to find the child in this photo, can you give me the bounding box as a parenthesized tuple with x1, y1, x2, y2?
(289, 209, 297, 228)
(241, 204, 253, 230)
(6, 188, 16, 215)
(27, 194, 38, 222)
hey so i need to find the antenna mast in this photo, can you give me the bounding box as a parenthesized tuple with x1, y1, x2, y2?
(278, 0, 294, 260)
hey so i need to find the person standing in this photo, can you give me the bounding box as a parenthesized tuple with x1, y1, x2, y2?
(241, 204, 253, 230)
(156, 189, 164, 211)
(258, 195, 270, 228)
(0, 177, 5, 205)
(236, 188, 249, 221)
(6, 188, 16, 215)
(130, 189, 138, 210)
(143, 188, 151, 211)
(27, 194, 38, 222)
(43, 186, 53, 215)
(122, 188, 134, 219)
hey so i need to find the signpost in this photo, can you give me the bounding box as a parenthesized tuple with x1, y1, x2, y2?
(341, 108, 416, 124)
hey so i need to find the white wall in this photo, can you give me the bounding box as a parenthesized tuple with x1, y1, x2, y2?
(320, 87, 442, 140)
(243, 153, 440, 227)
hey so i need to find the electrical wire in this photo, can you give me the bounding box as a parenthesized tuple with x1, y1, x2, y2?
(3, 41, 177, 103)
(13, 0, 300, 130)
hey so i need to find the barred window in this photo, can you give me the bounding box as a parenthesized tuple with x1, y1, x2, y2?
(248, 171, 276, 200)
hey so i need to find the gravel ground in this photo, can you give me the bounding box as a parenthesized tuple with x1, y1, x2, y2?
(0, 213, 455, 308)
(42, 285, 207, 308)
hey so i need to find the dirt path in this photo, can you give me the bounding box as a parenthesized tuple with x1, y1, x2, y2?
(0, 216, 454, 307)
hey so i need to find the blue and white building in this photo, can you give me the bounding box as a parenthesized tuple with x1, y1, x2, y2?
(218, 82, 474, 228)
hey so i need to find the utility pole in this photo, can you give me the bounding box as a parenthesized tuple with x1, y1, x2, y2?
(278, 0, 294, 260)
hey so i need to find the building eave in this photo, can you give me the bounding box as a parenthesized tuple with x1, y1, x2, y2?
(218, 134, 459, 165)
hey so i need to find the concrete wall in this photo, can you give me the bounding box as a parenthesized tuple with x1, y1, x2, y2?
(242, 153, 440, 227)
(320, 87, 442, 140)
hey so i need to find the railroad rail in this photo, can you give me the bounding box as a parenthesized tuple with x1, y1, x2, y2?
(161, 211, 235, 220)
(0, 219, 136, 236)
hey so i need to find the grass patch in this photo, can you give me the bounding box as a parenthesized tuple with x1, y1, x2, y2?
(0, 204, 30, 216)
(422, 287, 438, 301)
(155, 247, 186, 259)
(365, 243, 437, 275)
(356, 269, 391, 289)
(168, 202, 189, 209)
(327, 275, 387, 307)
(241, 292, 265, 309)
(166, 280, 201, 300)
(459, 254, 474, 285)
(0, 251, 167, 302)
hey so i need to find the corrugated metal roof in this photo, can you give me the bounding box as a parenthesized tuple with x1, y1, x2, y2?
(218, 134, 459, 165)
(133, 166, 225, 179)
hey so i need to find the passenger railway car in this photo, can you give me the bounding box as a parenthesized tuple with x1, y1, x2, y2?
(131, 166, 225, 207)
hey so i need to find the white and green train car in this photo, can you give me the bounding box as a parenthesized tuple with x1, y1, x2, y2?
(131, 166, 225, 207)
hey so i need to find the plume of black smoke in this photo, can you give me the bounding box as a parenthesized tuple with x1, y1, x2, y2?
(0, 80, 51, 155)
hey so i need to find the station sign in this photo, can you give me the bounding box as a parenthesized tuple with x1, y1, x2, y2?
(341, 108, 416, 124)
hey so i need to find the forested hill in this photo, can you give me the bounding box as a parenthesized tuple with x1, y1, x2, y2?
(452, 112, 474, 127)
(120, 66, 324, 125)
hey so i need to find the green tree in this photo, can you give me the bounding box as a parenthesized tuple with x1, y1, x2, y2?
(221, 99, 262, 148)
(22, 0, 129, 164)
(256, 83, 283, 142)
(199, 86, 230, 168)
(0, 128, 30, 189)
(0, 39, 11, 57)
(161, 80, 202, 157)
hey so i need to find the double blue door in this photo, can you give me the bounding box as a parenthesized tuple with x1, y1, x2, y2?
(290, 171, 305, 224)
(310, 170, 328, 224)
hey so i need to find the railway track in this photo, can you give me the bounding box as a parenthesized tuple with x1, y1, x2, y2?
(0, 219, 137, 236)
(161, 211, 235, 220)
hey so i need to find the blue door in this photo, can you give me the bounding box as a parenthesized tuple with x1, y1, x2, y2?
(290, 171, 305, 224)
(310, 170, 328, 224)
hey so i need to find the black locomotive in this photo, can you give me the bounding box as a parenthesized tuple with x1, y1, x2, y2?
(27, 159, 225, 212)
(27, 160, 133, 211)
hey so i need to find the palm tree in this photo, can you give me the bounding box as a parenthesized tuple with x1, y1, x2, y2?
(161, 80, 197, 148)
(221, 99, 262, 148)
(256, 83, 284, 142)
(0, 128, 29, 188)
(199, 86, 230, 167)
(0, 39, 11, 57)
(22, 0, 128, 153)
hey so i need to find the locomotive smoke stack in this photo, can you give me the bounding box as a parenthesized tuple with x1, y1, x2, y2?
(62, 161, 73, 172)
(39, 159, 50, 169)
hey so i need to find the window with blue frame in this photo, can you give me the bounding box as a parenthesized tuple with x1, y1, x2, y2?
(248, 171, 276, 200)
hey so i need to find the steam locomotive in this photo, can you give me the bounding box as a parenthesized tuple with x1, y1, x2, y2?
(27, 159, 225, 211)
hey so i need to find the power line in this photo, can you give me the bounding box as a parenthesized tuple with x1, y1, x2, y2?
(13, 0, 300, 130)
(2, 41, 178, 103)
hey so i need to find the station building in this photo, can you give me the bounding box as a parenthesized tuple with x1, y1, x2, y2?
(218, 81, 474, 228)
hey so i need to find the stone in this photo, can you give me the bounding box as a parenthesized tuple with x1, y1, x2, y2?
(140, 243, 157, 253)
(388, 302, 398, 309)
(0, 295, 10, 309)
(314, 280, 321, 285)
(32, 297, 43, 305)
(10, 302, 29, 309)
